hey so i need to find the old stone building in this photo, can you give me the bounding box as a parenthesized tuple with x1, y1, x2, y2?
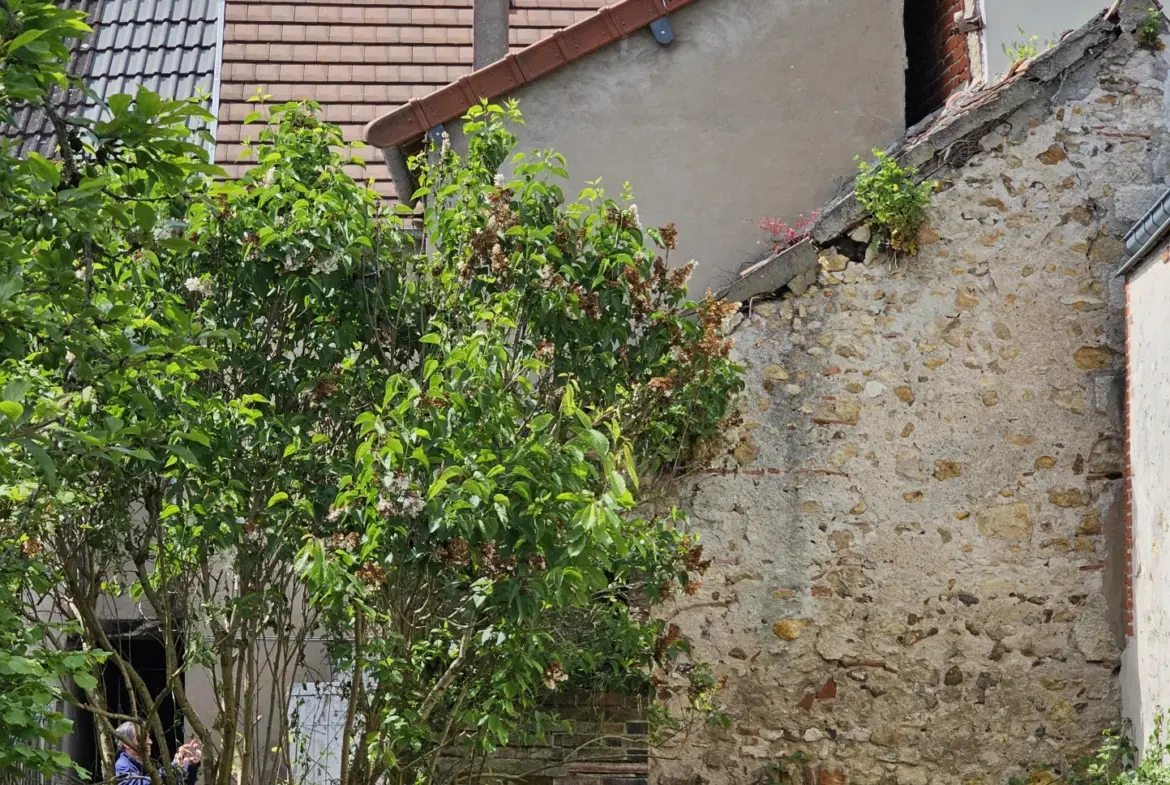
(652, 5, 1165, 784)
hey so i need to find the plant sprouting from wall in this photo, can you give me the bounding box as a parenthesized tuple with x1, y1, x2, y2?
(1002, 26, 1053, 64)
(1062, 716, 1170, 785)
(853, 150, 935, 257)
(1139, 8, 1164, 51)
(756, 213, 818, 255)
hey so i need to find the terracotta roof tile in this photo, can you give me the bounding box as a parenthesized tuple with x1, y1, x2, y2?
(215, 0, 604, 199)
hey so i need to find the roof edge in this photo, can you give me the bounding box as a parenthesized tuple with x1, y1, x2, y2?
(363, 0, 700, 150)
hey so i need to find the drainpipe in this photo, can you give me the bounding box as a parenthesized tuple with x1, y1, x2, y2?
(474, 0, 510, 69)
(380, 145, 416, 211)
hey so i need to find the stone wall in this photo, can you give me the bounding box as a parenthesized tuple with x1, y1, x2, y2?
(655, 14, 1168, 785)
(1121, 235, 1170, 757)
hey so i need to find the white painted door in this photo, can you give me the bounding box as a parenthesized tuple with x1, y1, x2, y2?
(287, 683, 346, 785)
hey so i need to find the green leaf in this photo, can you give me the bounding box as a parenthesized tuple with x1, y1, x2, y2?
(6, 29, 46, 52)
(20, 440, 57, 488)
(0, 274, 23, 304)
(0, 400, 24, 422)
(3, 379, 30, 403)
(580, 429, 609, 456)
(133, 200, 156, 234)
(267, 492, 289, 507)
(73, 672, 98, 691)
(182, 430, 211, 447)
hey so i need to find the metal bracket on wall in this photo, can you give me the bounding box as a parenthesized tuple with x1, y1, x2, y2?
(954, 12, 984, 34)
(649, 18, 674, 44)
(426, 124, 447, 144)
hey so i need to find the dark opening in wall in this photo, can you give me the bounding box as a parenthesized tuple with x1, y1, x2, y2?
(905, 0, 973, 126)
(72, 625, 186, 782)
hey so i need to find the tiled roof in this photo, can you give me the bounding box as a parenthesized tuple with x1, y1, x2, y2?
(363, 0, 697, 151)
(1, 0, 102, 157)
(1, 0, 221, 157)
(2, 0, 221, 157)
(85, 0, 221, 128)
(215, 0, 606, 198)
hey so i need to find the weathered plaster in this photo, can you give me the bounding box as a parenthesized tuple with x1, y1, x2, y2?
(656, 31, 1169, 785)
(1123, 237, 1170, 757)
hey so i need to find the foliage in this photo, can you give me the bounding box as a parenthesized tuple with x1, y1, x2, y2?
(854, 149, 935, 256)
(757, 213, 818, 255)
(1139, 8, 1164, 52)
(0, 4, 744, 782)
(292, 101, 742, 782)
(1002, 26, 1052, 63)
(1, 1, 125, 778)
(1064, 717, 1170, 785)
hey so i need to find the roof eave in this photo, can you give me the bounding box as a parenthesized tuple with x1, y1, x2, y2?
(363, 0, 701, 150)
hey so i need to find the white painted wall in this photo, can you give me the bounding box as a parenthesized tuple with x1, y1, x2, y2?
(984, 0, 1109, 77)
(1124, 242, 1170, 756)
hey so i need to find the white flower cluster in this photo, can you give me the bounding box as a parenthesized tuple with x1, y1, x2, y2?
(184, 277, 213, 297)
(379, 472, 424, 518)
(311, 254, 341, 275)
(628, 203, 642, 230)
(493, 173, 506, 188)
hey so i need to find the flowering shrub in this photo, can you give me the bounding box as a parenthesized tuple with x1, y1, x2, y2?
(1139, 8, 1164, 52)
(757, 213, 818, 254)
(0, 6, 744, 775)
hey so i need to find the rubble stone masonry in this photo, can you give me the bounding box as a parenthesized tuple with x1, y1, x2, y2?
(655, 18, 1168, 785)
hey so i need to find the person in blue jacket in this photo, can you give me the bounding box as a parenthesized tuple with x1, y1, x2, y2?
(113, 721, 202, 785)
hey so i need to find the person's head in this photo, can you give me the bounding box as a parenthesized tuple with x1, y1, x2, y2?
(115, 721, 150, 760)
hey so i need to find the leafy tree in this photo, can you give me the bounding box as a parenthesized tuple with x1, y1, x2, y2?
(0, 4, 744, 783)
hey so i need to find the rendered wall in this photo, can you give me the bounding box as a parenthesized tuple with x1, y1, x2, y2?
(984, 0, 1111, 78)
(453, 0, 907, 296)
(1123, 239, 1170, 756)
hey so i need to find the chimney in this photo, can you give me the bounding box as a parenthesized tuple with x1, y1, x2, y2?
(473, 0, 510, 69)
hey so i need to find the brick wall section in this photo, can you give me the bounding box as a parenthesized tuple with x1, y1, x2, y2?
(215, 0, 604, 198)
(904, 0, 971, 125)
(1124, 274, 1136, 638)
(439, 693, 649, 785)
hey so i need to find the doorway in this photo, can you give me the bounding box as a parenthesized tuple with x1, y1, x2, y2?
(72, 626, 185, 782)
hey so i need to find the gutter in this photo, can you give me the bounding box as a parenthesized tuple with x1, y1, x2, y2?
(1115, 183, 1170, 278)
(363, 0, 696, 150)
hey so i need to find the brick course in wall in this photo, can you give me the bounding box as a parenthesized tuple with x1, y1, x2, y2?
(215, 0, 604, 198)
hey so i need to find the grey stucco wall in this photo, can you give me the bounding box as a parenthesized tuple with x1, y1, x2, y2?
(984, 0, 1110, 77)
(455, 0, 907, 296)
(1124, 242, 1170, 756)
